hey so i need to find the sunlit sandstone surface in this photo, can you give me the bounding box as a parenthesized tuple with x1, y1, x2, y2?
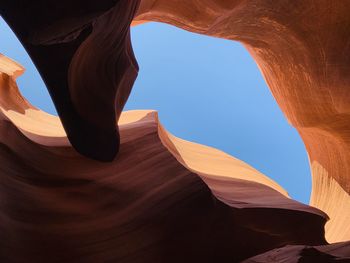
(1, 0, 350, 262)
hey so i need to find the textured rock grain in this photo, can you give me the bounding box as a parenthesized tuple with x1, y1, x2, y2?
(0, 0, 140, 161)
(135, 0, 350, 243)
(0, 55, 329, 262)
(1, 0, 350, 261)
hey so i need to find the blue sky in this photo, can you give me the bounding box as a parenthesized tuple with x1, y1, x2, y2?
(0, 18, 311, 204)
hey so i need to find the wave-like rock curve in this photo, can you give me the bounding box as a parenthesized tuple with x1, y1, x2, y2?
(243, 241, 350, 263)
(0, 0, 140, 161)
(134, 0, 350, 244)
(1, 0, 350, 261)
(0, 55, 332, 262)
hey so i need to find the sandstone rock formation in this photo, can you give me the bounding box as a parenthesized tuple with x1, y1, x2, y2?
(1, 0, 350, 262)
(134, 0, 350, 244)
(0, 0, 140, 161)
(243, 241, 350, 263)
(0, 54, 335, 262)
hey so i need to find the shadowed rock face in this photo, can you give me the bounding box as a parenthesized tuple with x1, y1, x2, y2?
(1, 0, 350, 262)
(0, 56, 330, 262)
(0, 56, 334, 262)
(242, 241, 350, 263)
(0, 0, 140, 161)
(0, 123, 328, 262)
(0, 58, 330, 262)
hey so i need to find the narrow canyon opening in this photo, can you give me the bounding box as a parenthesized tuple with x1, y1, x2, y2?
(127, 22, 312, 204)
(0, 17, 312, 204)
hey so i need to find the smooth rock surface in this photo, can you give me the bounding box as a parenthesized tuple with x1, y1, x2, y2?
(1, 1, 350, 261)
(134, 0, 350, 243)
(0, 55, 328, 262)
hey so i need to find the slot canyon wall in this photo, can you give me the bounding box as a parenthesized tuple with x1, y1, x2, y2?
(134, 0, 350, 244)
(0, 0, 350, 262)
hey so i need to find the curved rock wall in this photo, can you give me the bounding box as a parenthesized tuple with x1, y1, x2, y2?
(0, 0, 350, 261)
(0, 55, 330, 262)
(0, 0, 140, 161)
(134, 0, 350, 243)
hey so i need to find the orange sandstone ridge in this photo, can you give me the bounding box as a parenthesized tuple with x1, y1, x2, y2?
(134, 0, 350, 244)
(0, 0, 350, 261)
(0, 54, 338, 262)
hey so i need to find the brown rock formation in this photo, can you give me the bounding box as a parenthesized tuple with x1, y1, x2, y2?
(134, 0, 350, 243)
(0, 0, 140, 161)
(0, 55, 329, 262)
(243, 241, 350, 263)
(1, 0, 350, 261)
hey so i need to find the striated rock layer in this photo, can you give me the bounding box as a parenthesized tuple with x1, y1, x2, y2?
(243, 241, 350, 263)
(0, 55, 332, 262)
(134, 0, 350, 243)
(1, 0, 350, 261)
(0, 0, 140, 161)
